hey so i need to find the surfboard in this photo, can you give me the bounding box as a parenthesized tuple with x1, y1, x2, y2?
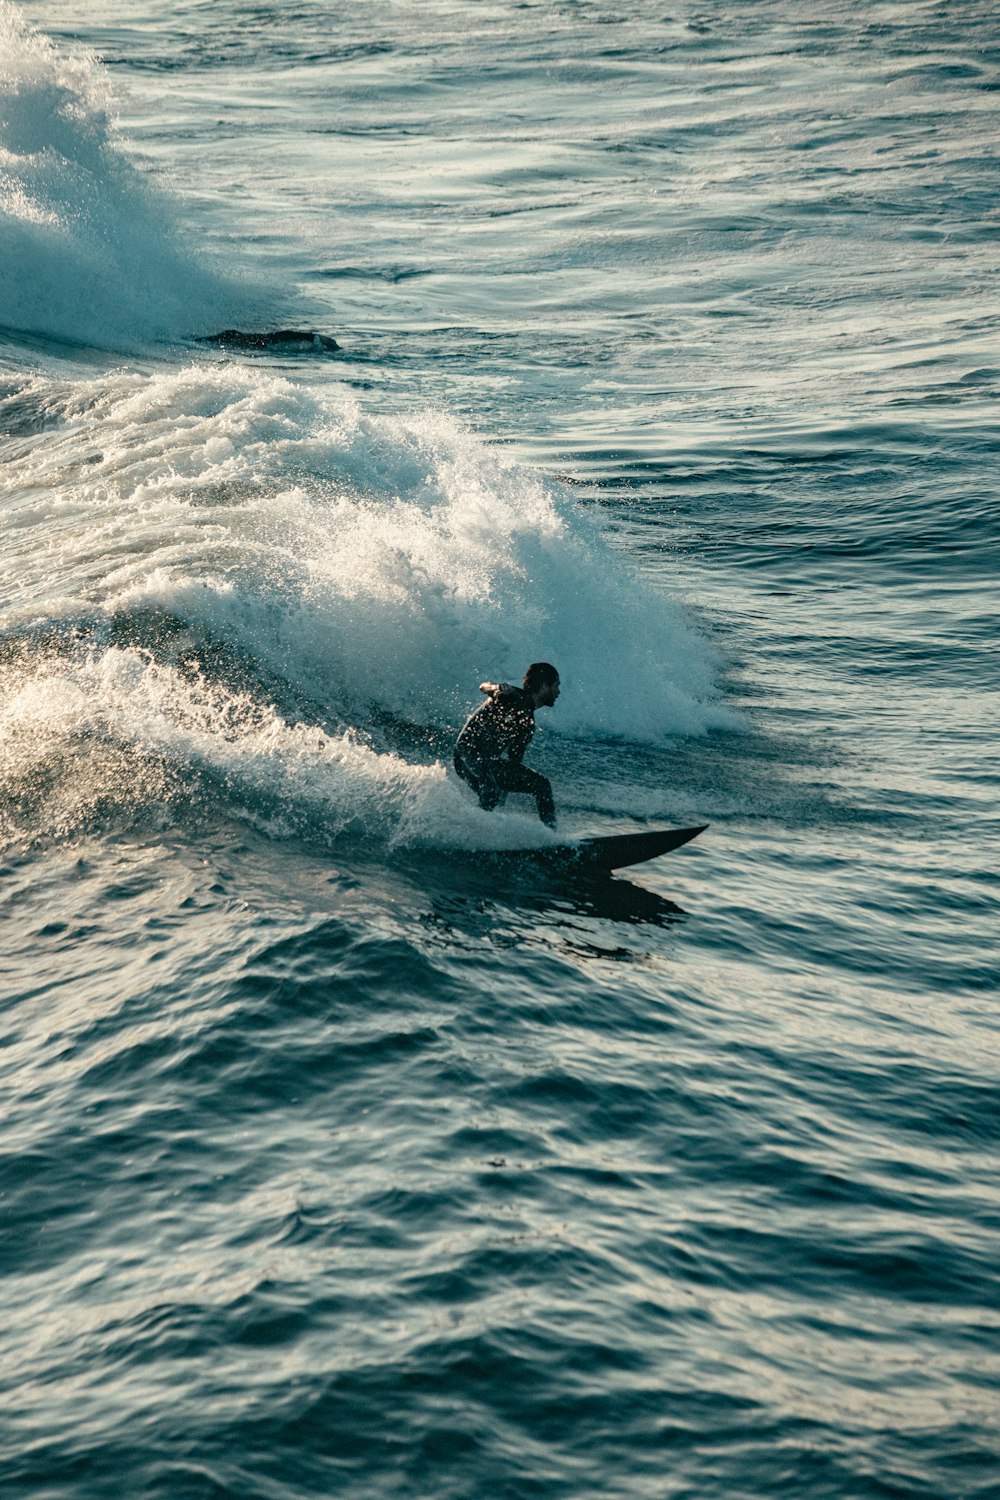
(512, 824, 708, 872)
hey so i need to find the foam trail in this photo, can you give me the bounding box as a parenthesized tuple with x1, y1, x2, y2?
(0, 2, 266, 350)
(0, 646, 554, 852)
(1, 363, 731, 847)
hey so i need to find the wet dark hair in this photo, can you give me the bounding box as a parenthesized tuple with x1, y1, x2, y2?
(523, 662, 559, 692)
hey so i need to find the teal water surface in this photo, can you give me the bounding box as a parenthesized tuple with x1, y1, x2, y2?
(1, 2, 998, 1496)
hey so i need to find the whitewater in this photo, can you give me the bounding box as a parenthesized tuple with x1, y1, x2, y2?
(1, 3, 998, 1497)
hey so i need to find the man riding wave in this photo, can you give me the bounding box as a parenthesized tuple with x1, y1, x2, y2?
(453, 662, 560, 827)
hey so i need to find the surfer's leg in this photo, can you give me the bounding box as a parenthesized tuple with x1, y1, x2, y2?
(493, 763, 555, 827)
(476, 767, 503, 811)
(454, 752, 502, 811)
(531, 775, 556, 827)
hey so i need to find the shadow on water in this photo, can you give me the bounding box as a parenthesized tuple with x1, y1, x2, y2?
(399, 849, 687, 954)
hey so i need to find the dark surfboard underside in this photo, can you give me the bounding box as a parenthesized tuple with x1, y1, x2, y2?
(518, 824, 708, 872)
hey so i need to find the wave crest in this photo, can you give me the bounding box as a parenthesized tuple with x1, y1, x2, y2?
(0, 1, 264, 350)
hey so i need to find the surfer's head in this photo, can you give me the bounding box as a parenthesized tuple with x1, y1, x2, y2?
(523, 661, 560, 708)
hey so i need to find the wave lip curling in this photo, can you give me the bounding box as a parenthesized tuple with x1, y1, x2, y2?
(2, 365, 730, 846)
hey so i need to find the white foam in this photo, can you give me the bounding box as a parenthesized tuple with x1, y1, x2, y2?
(0, 647, 553, 851)
(2, 362, 732, 846)
(0, 2, 265, 350)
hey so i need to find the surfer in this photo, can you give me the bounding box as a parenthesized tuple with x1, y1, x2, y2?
(454, 663, 560, 827)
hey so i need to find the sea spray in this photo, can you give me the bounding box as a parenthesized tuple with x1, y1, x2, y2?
(3, 364, 729, 742)
(1, 363, 729, 848)
(0, 0, 266, 350)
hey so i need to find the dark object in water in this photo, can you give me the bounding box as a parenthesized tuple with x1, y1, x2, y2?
(497, 824, 709, 873)
(199, 329, 340, 352)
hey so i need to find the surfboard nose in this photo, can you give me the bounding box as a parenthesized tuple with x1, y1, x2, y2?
(575, 824, 709, 870)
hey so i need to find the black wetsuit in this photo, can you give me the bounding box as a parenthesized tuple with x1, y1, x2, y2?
(454, 683, 555, 826)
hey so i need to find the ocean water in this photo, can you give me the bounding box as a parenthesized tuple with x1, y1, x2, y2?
(2, 1, 998, 1495)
